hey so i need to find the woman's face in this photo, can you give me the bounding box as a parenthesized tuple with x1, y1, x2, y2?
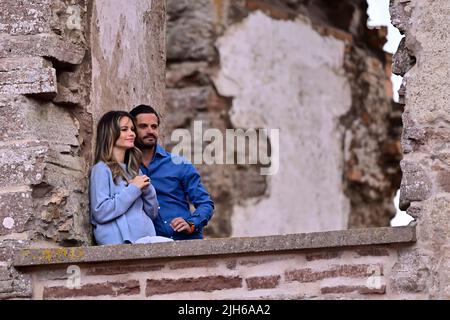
(115, 116, 136, 150)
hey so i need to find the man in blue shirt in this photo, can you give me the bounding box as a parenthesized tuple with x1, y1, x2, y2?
(130, 105, 214, 240)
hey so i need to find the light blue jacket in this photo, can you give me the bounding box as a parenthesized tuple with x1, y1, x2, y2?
(89, 161, 159, 245)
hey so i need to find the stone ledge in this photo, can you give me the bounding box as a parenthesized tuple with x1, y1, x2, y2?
(0, 34, 85, 65)
(13, 226, 416, 267)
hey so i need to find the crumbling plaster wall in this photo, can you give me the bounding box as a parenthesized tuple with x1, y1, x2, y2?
(214, 12, 352, 235)
(165, 0, 402, 237)
(390, 0, 450, 299)
(90, 0, 166, 125)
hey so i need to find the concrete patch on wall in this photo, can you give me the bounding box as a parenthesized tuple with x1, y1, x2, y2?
(214, 12, 352, 236)
(90, 0, 166, 125)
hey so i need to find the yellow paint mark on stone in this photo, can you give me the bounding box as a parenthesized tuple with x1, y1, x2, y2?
(42, 249, 53, 263)
(22, 250, 30, 257)
(69, 248, 85, 259)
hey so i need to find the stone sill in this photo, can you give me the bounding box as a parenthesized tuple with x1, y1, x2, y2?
(13, 226, 416, 268)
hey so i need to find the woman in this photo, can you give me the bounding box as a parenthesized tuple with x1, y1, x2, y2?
(90, 111, 172, 245)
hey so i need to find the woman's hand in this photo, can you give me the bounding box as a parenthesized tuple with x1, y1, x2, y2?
(130, 175, 150, 190)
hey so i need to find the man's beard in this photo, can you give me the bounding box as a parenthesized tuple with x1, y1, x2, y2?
(136, 135, 157, 149)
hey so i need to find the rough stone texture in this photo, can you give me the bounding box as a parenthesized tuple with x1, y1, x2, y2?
(165, 0, 401, 237)
(0, 34, 85, 65)
(392, 38, 415, 77)
(0, 66, 57, 96)
(13, 227, 415, 267)
(390, 0, 450, 299)
(90, 0, 166, 126)
(0, 241, 32, 299)
(399, 160, 432, 210)
(0, 0, 52, 35)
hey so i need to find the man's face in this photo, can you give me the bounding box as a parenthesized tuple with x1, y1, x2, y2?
(135, 113, 159, 149)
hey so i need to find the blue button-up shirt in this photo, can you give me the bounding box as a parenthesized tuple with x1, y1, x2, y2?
(140, 144, 214, 240)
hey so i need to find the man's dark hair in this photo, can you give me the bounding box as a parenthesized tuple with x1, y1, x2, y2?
(130, 104, 161, 125)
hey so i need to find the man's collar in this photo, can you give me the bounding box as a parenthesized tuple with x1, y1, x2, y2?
(155, 144, 168, 157)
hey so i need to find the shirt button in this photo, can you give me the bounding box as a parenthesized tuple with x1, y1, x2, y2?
(158, 207, 161, 209)
(164, 221, 167, 224)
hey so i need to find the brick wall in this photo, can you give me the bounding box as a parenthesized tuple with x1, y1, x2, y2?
(13, 227, 419, 300)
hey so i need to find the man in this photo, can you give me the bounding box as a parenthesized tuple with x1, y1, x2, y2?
(130, 104, 214, 240)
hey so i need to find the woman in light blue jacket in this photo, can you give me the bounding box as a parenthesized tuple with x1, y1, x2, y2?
(90, 111, 172, 245)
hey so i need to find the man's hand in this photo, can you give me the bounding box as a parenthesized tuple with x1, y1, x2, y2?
(130, 175, 150, 190)
(170, 217, 193, 234)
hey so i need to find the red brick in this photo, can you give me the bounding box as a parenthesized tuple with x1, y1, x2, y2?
(86, 264, 164, 276)
(246, 0, 296, 20)
(146, 276, 242, 296)
(285, 264, 383, 283)
(314, 25, 353, 43)
(321, 285, 386, 295)
(169, 260, 218, 270)
(355, 247, 390, 257)
(43, 280, 140, 299)
(239, 256, 283, 266)
(305, 251, 341, 261)
(246, 275, 281, 290)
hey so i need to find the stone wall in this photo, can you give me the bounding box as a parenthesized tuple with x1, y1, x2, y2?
(0, 0, 166, 299)
(165, 0, 402, 237)
(390, 0, 450, 299)
(13, 227, 418, 300)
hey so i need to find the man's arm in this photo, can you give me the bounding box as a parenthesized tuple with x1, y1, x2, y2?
(181, 162, 214, 231)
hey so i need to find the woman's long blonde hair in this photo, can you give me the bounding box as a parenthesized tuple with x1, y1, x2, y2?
(94, 111, 142, 184)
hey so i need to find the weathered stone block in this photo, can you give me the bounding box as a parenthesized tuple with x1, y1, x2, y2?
(0, 67, 57, 96)
(166, 0, 215, 61)
(389, 0, 412, 34)
(390, 249, 431, 293)
(0, 280, 13, 294)
(0, 190, 34, 236)
(0, 57, 52, 72)
(52, 84, 81, 106)
(0, 34, 85, 65)
(0, 142, 47, 187)
(0, 0, 52, 36)
(392, 38, 415, 76)
(0, 267, 11, 281)
(399, 160, 432, 210)
(166, 62, 210, 88)
(401, 111, 426, 153)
